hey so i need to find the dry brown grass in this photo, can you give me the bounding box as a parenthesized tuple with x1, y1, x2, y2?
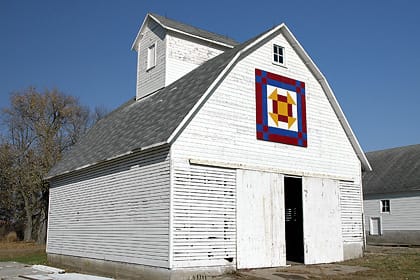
(274, 246, 420, 280)
(0, 240, 46, 262)
(4, 231, 18, 242)
(333, 245, 420, 280)
(229, 246, 420, 280)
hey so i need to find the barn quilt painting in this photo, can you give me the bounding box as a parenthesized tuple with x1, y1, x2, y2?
(255, 69, 307, 147)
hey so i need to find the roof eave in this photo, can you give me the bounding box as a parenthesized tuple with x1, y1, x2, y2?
(131, 13, 235, 51)
(162, 25, 235, 49)
(149, 13, 235, 49)
(131, 13, 151, 51)
(167, 24, 285, 144)
(45, 141, 169, 181)
(281, 25, 372, 172)
(167, 23, 371, 172)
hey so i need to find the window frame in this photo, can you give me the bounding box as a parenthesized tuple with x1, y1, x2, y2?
(272, 44, 286, 66)
(380, 199, 391, 213)
(147, 42, 157, 70)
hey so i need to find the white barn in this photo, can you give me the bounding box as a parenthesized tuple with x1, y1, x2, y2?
(46, 13, 371, 279)
(363, 144, 420, 245)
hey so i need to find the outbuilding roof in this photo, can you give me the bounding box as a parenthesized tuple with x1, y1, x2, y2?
(363, 144, 420, 195)
(47, 17, 371, 179)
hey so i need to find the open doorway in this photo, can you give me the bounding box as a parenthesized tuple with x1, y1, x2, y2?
(284, 176, 304, 263)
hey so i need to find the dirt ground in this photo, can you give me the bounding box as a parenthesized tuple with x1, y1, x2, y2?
(215, 245, 420, 280)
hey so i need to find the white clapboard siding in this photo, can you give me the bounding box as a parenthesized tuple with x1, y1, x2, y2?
(136, 19, 167, 100)
(171, 30, 361, 182)
(364, 192, 420, 231)
(172, 165, 236, 268)
(47, 147, 170, 268)
(165, 33, 226, 86)
(339, 181, 364, 243)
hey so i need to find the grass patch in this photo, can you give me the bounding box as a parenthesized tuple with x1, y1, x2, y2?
(337, 246, 420, 280)
(0, 252, 47, 265)
(0, 241, 47, 265)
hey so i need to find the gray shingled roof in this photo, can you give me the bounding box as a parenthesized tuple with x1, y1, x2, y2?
(47, 38, 251, 179)
(47, 21, 371, 179)
(149, 13, 238, 47)
(363, 144, 420, 195)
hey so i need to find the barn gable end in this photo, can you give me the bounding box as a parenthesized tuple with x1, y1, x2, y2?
(170, 27, 365, 268)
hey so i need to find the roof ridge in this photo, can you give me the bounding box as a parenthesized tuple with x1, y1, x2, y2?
(148, 12, 239, 47)
(48, 20, 371, 179)
(363, 144, 420, 195)
(366, 143, 420, 154)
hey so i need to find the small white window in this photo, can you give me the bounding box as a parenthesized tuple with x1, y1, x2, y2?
(381, 200, 390, 213)
(147, 43, 156, 70)
(273, 44, 285, 65)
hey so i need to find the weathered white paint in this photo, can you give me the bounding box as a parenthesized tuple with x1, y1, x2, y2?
(302, 177, 343, 264)
(171, 163, 236, 268)
(189, 158, 354, 181)
(364, 192, 420, 232)
(136, 25, 229, 100)
(171, 31, 362, 182)
(47, 147, 170, 268)
(171, 28, 362, 267)
(47, 17, 367, 274)
(136, 20, 166, 100)
(339, 181, 364, 243)
(339, 181, 364, 260)
(165, 32, 226, 86)
(236, 170, 285, 269)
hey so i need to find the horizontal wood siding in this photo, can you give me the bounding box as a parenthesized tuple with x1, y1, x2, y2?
(339, 181, 363, 243)
(364, 192, 420, 231)
(172, 164, 236, 267)
(166, 33, 226, 86)
(137, 20, 166, 99)
(47, 147, 170, 268)
(172, 31, 361, 182)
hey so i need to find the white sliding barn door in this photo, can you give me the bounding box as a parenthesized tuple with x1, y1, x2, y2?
(302, 177, 343, 264)
(236, 170, 286, 268)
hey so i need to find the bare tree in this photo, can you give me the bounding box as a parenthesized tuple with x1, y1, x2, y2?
(0, 87, 93, 243)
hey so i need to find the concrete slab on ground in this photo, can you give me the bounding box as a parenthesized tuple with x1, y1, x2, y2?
(21, 273, 113, 280)
(0, 262, 113, 280)
(0, 262, 45, 280)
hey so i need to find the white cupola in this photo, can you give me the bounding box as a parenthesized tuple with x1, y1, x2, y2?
(131, 13, 238, 100)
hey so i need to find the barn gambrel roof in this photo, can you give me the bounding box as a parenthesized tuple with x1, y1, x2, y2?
(47, 19, 371, 179)
(363, 144, 420, 195)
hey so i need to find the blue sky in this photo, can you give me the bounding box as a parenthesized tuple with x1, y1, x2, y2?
(1, 0, 419, 152)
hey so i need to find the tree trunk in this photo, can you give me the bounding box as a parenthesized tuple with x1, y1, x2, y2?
(22, 192, 33, 242)
(36, 207, 47, 244)
(23, 212, 33, 241)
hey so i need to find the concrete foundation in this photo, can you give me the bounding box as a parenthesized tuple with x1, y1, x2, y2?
(47, 254, 235, 280)
(342, 242, 364, 260)
(366, 230, 420, 245)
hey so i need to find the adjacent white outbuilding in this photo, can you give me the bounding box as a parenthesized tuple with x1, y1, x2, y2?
(46, 13, 371, 279)
(363, 144, 420, 245)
